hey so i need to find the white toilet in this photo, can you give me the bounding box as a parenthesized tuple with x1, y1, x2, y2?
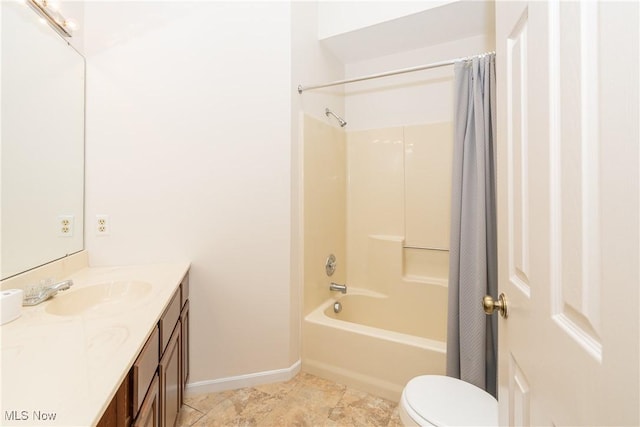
(398, 375, 498, 426)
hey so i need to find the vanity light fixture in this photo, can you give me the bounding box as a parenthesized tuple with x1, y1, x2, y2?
(26, 0, 77, 37)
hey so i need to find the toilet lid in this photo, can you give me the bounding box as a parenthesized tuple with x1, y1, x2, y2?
(404, 375, 498, 426)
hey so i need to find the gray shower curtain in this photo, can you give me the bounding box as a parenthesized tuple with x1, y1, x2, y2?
(446, 53, 497, 397)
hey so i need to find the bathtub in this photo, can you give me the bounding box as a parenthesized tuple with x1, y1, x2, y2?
(302, 287, 447, 402)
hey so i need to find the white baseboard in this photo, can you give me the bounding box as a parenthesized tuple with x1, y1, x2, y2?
(185, 360, 301, 397)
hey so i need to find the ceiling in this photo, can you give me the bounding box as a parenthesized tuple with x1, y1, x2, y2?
(320, 1, 495, 64)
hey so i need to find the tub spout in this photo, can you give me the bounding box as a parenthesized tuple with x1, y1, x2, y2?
(329, 282, 347, 294)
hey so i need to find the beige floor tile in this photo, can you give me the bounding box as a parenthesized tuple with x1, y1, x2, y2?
(288, 374, 347, 410)
(386, 407, 403, 427)
(182, 373, 399, 427)
(227, 388, 282, 422)
(253, 376, 301, 398)
(185, 389, 234, 413)
(192, 409, 261, 427)
(327, 388, 396, 427)
(195, 397, 242, 426)
(258, 399, 331, 427)
(177, 404, 206, 427)
(295, 372, 345, 391)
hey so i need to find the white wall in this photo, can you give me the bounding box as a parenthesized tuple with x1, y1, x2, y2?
(317, 1, 453, 39)
(84, 1, 295, 387)
(344, 34, 494, 131)
(292, 2, 345, 125)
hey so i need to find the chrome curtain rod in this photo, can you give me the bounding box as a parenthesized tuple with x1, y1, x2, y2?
(297, 51, 495, 94)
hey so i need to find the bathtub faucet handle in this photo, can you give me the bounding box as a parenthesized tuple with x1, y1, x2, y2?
(329, 282, 347, 294)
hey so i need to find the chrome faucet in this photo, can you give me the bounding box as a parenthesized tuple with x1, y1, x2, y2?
(329, 282, 347, 294)
(23, 279, 74, 306)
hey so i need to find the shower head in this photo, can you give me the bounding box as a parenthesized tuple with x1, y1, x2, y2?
(325, 108, 347, 128)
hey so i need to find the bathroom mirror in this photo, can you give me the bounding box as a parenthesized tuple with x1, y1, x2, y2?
(1, 1, 85, 279)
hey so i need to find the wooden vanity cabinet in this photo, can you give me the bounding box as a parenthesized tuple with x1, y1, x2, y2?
(180, 300, 190, 400)
(96, 373, 132, 427)
(133, 374, 160, 427)
(158, 287, 181, 427)
(97, 273, 190, 427)
(159, 323, 181, 427)
(159, 291, 181, 354)
(133, 327, 160, 415)
(180, 274, 190, 399)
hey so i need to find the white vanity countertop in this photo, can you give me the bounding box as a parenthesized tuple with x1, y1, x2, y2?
(0, 261, 190, 426)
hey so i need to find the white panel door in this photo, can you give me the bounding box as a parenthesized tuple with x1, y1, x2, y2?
(496, 1, 639, 425)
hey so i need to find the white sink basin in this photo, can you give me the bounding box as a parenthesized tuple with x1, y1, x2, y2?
(45, 281, 152, 316)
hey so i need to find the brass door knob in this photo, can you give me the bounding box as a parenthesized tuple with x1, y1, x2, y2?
(483, 293, 508, 318)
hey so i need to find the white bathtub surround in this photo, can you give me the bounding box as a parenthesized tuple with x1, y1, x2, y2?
(404, 122, 454, 250)
(302, 117, 451, 400)
(302, 114, 347, 315)
(303, 235, 448, 402)
(303, 118, 453, 301)
(345, 124, 453, 291)
(366, 235, 449, 293)
(0, 259, 189, 426)
(324, 288, 445, 340)
(303, 293, 445, 402)
(299, 8, 496, 409)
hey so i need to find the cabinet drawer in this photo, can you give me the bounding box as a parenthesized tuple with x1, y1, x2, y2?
(159, 289, 180, 355)
(133, 326, 159, 417)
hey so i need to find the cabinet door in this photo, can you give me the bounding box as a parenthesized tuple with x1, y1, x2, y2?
(97, 373, 132, 427)
(133, 374, 159, 427)
(160, 323, 181, 427)
(180, 300, 189, 403)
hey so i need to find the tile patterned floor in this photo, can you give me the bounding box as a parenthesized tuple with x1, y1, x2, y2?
(178, 372, 402, 426)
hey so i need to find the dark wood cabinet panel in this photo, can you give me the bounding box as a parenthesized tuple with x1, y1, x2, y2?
(133, 374, 160, 427)
(180, 300, 190, 403)
(133, 327, 159, 418)
(181, 274, 189, 309)
(160, 323, 181, 427)
(159, 291, 181, 356)
(97, 374, 131, 427)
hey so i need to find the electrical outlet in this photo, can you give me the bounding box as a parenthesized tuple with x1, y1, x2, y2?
(58, 215, 74, 237)
(96, 214, 109, 235)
